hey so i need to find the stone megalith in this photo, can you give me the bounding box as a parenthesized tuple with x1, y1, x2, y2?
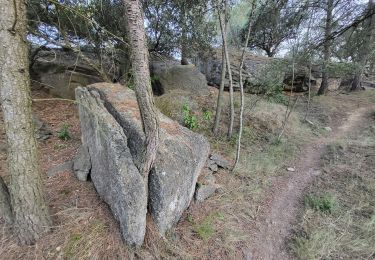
(76, 83, 210, 243)
(86, 83, 210, 234)
(76, 87, 147, 247)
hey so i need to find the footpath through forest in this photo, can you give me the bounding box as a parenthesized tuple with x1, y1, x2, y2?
(249, 103, 375, 259)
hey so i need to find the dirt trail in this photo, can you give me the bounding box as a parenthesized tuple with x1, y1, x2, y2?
(249, 105, 375, 260)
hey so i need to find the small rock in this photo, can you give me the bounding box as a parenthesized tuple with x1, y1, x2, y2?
(207, 159, 218, 172)
(56, 246, 61, 252)
(210, 153, 231, 170)
(195, 183, 220, 202)
(73, 145, 91, 181)
(33, 114, 53, 140)
(47, 161, 73, 178)
(208, 163, 218, 172)
(287, 167, 295, 172)
(324, 126, 332, 132)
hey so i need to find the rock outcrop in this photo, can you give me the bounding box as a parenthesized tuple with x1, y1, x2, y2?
(76, 87, 147, 247)
(194, 48, 274, 89)
(75, 83, 210, 245)
(152, 64, 209, 95)
(31, 49, 103, 99)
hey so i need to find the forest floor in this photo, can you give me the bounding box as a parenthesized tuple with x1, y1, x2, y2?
(0, 87, 374, 259)
(249, 103, 375, 260)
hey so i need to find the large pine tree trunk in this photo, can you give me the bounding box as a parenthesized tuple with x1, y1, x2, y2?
(317, 0, 333, 96)
(351, 0, 374, 91)
(124, 0, 160, 177)
(0, 0, 51, 245)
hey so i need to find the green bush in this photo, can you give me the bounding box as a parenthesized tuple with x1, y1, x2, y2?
(183, 103, 199, 130)
(203, 110, 212, 121)
(57, 123, 71, 141)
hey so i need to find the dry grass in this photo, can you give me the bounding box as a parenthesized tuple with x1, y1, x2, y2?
(290, 109, 375, 260)
(1, 88, 374, 259)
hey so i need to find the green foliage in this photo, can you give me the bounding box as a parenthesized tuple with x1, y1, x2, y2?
(244, 0, 307, 56)
(265, 87, 288, 104)
(150, 74, 160, 85)
(193, 212, 225, 241)
(203, 110, 212, 121)
(194, 218, 215, 241)
(186, 214, 194, 223)
(304, 194, 336, 213)
(57, 123, 71, 141)
(183, 103, 199, 130)
(326, 62, 358, 78)
(247, 59, 286, 97)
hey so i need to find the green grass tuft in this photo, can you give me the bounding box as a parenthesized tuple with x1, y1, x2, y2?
(304, 194, 337, 213)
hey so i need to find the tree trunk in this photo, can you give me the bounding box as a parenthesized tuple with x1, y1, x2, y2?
(0, 0, 51, 245)
(351, 0, 374, 91)
(213, 20, 227, 135)
(180, 2, 189, 65)
(124, 0, 160, 178)
(317, 0, 334, 96)
(218, 0, 235, 139)
(0, 176, 12, 225)
(234, 0, 256, 170)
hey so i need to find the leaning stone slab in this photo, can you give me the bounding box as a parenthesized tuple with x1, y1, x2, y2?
(87, 83, 210, 234)
(76, 87, 147, 247)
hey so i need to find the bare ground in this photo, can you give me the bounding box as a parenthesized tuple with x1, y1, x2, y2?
(249, 104, 375, 260)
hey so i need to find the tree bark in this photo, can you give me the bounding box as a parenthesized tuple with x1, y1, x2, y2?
(218, 0, 235, 139)
(124, 0, 160, 177)
(351, 0, 374, 91)
(0, 176, 12, 225)
(213, 18, 227, 135)
(234, 0, 256, 170)
(0, 0, 51, 245)
(317, 0, 334, 95)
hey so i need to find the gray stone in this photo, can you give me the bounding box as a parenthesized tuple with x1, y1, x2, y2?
(195, 183, 220, 202)
(210, 153, 231, 170)
(207, 159, 218, 172)
(73, 146, 91, 181)
(33, 114, 52, 140)
(47, 161, 73, 178)
(76, 87, 147, 247)
(81, 83, 210, 235)
(156, 64, 209, 95)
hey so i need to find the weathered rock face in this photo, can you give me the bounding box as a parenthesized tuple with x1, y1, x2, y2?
(76, 87, 147, 247)
(73, 146, 91, 181)
(31, 50, 103, 99)
(194, 48, 274, 89)
(75, 83, 210, 244)
(152, 64, 209, 95)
